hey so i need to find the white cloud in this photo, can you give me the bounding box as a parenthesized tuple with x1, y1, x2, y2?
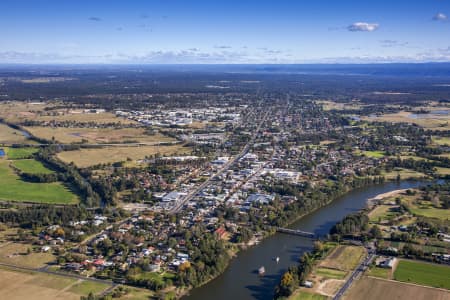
(433, 13, 447, 21)
(347, 22, 379, 32)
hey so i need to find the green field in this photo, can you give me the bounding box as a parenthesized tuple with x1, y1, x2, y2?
(382, 168, 428, 180)
(12, 159, 54, 174)
(315, 267, 347, 279)
(0, 160, 78, 204)
(405, 199, 450, 220)
(5, 147, 39, 159)
(367, 266, 391, 279)
(363, 151, 386, 158)
(394, 260, 450, 289)
(68, 280, 109, 295)
(291, 291, 328, 300)
(432, 136, 450, 146)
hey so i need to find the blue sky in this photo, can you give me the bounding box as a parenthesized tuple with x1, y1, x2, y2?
(1, 0, 450, 63)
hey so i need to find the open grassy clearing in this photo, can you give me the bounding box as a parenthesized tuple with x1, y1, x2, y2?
(363, 111, 450, 131)
(432, 136, 450, 146)
(112, 286, 154, 300)
(398, 155, 430, 161)
(435, 167, 450, 176)
(0, 102, 50, 123)
(368, 205, 399, 222)
(366, 266, 391, 279)
(5, 147, 39, 159)
(0, 101, 136, 125)
(362, 150, 386, 158)
(36, 111, 137, 124)
(0, 242, 54, 268)
(290, 290, 328, 300)
(381, 168, 428, 180)
(68, 280, 110, 295)
(0, 267, 108, 300)
(0, 123, 28, 144)
(403, 196, 450, 220)
(12, 159, 54, 174)
(25, 126, 173, 144)
(394, 260, 450, 289)
(315, 268, 347, 279)
(0, 160, 78, 204)
(343, 276, 450, 300)
(57, 144, 191, 168)
(317, 100, 362, 111)
(319, 246, 366, 271)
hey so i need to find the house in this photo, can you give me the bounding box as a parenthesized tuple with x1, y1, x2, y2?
(177, 253, 189, 261)
(214, 227, 228, 240)
(162, 191, 186, 203)
(246, 193, 274, 205)
(378, 257, 396, 269)
(303, 280, 314, 288)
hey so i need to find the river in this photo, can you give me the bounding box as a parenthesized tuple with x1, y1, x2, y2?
(183, 181, 429, 300)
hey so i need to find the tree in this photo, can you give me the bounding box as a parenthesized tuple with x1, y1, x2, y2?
(369, 225, 382, 239)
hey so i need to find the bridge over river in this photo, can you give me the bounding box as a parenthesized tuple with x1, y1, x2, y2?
(276, 227, 315, 238)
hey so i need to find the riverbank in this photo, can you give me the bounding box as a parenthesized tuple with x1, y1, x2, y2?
(367, 189, 408, 207)
(183, 180, 430, 300)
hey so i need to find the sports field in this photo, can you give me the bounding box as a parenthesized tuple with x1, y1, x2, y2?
(5, 147, 39, 159)
(0, 160, 78, 204)
(12, 159, 54, 174)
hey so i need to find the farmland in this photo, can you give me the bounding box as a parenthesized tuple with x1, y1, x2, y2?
(291, 245, 366, 299)
(24, 126, 175, 144)
(0, 267, 109, 300)
(0, 101, 136, 125)
(363, 110, 450, 131)
(344, 276, 450, 300)
(394, 260, 450, 289)
(366, 266, 391, 279)
(319, 246, 366, 271)
(0, 160, 78, 204)
(290, 291, 328, 300)
(0, 124, 28, 144)
(315, 268, 347, 280)
(57, 144, 190, 168)
(0, 242, 55, 268)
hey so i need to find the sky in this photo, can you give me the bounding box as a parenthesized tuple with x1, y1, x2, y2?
(1, 0, 450, 64)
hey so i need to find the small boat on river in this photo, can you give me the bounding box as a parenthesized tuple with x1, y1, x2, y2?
(258, 266, 265, 275)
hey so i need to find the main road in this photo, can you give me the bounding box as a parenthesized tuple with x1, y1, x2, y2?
(332, 252, 376, 300)
(169, 107, 271, 213)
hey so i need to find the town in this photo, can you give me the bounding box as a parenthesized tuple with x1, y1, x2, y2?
(0, 70, 449, 300)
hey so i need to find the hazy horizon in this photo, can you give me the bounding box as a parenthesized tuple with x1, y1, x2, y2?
(2, 0, 450, 64)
